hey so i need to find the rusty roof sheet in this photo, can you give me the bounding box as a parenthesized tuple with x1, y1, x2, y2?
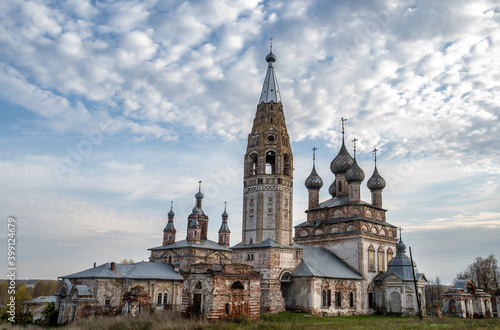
(307, 195, 387, 212)
(293, 246, 364, 280)
(231, 238, 302, 250)
(149, 239, 231, 252)
(295, 215, 397, 228)
(61, 261, 183, 280)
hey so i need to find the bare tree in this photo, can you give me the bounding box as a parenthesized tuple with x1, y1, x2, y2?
(455, 254, 500, 294)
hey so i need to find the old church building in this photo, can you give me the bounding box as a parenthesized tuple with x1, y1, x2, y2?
(56, 46, 426, 324)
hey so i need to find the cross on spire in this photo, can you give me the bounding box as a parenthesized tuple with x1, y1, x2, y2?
(352, 138, 358, 158)
(198, 180, 202, 192)
(224, 201, 227, 212)
(270, 37, 274, 50)
(170, 201, 173, 210)
(373, 148, 378, 163)
(398, 226, 403, 240)
(341, 117, 347, 136)
(312, 147, 317, 163)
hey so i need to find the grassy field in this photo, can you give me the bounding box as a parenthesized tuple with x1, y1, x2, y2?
(2, 312, 500, 329)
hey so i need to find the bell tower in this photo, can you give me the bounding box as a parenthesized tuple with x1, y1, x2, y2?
(242, 44, 293, 245)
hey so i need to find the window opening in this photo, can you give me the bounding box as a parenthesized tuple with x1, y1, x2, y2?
(265, 151, 276, 174)
(284, 153, 291, 176)
(368, 245, 376, 271)
(231, 281, 244, 290)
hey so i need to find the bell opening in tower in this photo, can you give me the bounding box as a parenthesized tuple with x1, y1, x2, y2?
(265, 151, 276, 174)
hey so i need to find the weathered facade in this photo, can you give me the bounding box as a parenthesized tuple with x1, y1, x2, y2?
(56, 262, 183, 324)
(442, 279, 493, 318)
(374, 238, 426, 315)
(181, 263, 261, 320)
(57, 46, 427, 324)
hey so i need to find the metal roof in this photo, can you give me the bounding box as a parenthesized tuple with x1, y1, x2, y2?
(24, 296, 57, 304)
(293, 246, 364, 280)
(232, 238, 302, 250)
(61, 261, 184, 280)
(258, 51, 282, 104)
(149, 239, 231, 252)
(295, 215, 397, 229)
(375, 239, 425, 282)
(307, 195, 386, 212)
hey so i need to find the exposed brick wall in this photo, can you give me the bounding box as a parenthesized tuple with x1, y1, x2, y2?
(181, 263, 261, 321)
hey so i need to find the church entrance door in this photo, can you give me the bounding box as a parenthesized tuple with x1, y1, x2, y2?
(390, 292, 401, 313)
(193, 294, 202, 315)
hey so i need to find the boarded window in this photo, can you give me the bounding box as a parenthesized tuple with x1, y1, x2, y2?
(387, 248, 394, 263)
(368, 245, 376, 271)
(378, 247, 385, 272)
(284, 153, 291, 176)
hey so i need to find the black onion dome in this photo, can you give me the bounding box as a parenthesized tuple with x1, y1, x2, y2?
(329, 179, 336, 197)
(266, 50, 277, 63)
(222, 209, 229, 219)
(167, 208, 175, 218)
(345, 158, 365, 182)
(367, 165, 386, 190)
(304, 165, 323, 189)
(330, 141, 354, 174)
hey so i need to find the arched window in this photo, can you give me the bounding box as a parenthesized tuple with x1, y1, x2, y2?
(60, 287, 67, 298)
(265, 151, 276, 174)
(195, 281, 202, 290)
(280, 272, 292, 282)
(336, 291, 342, 308)
(378, 247, 385, 272)
(350, 292, 355, 308)
(157, 292, 163, 305)
(231, 281, 244, 290)
(164, 291, 169, 305)
(283, 153, 291, 176)
(167, 255, 172, 264)
(387, 248, 394, 263)
(249, 153, 258, 176)
(368, 245, 376, 272)
(322, 289, 331, 307)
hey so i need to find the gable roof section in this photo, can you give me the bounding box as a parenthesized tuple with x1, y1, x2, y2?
(61, 261, 184, 281)
(293, 247, 363, 280)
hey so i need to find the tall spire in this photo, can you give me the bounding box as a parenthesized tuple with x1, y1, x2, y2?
(259, 38, 281, 104)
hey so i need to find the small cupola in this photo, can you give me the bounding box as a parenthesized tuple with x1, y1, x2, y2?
(218, 202, 231, 247)
(367, 148, 386, 208)
(346, 138, 364, 203)
(305, 147, 323, 209)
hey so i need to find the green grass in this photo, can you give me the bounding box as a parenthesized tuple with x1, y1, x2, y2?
(2, 311, 499, 329)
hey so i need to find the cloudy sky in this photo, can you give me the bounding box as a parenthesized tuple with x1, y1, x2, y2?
(1, 0, 499, 284)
